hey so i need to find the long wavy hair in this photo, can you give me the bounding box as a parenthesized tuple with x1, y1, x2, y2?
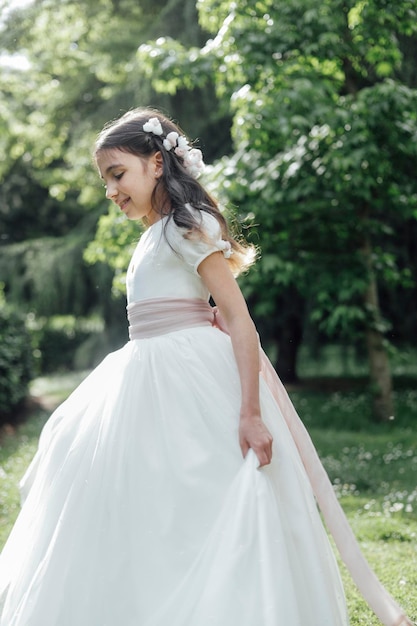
(94, 107, 256, 275)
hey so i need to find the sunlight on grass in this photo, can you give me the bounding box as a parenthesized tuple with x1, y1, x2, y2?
(340, 538, 417, 624)
(30, 369, 90, 404)
(0, 410, 48, 546)
(293, 385, 417, 624)
(0, 370, 88, 546)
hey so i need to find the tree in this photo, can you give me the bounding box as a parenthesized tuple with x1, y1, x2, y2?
(0, 0, 227, 323)
(137, 0, 417, 420)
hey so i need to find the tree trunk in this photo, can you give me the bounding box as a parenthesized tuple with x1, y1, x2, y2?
(362, 233, 395, 422)
(274, 293, 303, 383)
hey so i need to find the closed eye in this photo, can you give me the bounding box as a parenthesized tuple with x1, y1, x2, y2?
(114, 173, 124, 180)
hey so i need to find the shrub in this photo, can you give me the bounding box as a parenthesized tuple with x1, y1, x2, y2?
(0, 301, 33, 424)
(27, 314, 106, 373)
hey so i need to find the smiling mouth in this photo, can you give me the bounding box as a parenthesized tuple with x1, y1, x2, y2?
(120, 198, 130, 211)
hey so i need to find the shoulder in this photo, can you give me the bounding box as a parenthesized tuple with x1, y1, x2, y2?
(166, 206, 232, 274)
(166, 205, 221, 243)
(167, 204, 220, 234)
(195, 208, 222, 238)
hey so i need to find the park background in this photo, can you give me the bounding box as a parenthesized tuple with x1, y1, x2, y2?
(0, 0, 416, 623)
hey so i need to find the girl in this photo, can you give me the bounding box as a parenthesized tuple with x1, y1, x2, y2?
(0, 108, 413, 626)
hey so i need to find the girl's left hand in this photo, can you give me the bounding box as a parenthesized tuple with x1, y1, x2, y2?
(239, 416, 273, 467)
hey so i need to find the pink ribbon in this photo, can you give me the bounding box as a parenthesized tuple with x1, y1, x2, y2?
(128, 298, 413, 626)
(127, 297, 213, 340)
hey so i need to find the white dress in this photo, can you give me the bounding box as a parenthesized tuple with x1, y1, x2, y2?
(0, 212, 349, 625)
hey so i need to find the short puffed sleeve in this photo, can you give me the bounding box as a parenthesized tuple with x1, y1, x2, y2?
(168, 210, 232, 274)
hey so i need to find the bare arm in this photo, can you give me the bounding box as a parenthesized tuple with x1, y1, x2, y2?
(198, 252, 273, 467)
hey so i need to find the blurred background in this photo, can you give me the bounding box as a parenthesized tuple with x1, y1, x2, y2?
(1, 0, 417, 424)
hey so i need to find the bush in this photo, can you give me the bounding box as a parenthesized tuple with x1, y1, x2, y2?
(0, 302, 33, 424)
(27, 314, 106, 373)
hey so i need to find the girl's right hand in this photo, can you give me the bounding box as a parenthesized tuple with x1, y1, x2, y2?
(239, 415, 273, 468)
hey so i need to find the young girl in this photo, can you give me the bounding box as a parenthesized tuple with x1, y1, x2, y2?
(0, 108, 413, 626)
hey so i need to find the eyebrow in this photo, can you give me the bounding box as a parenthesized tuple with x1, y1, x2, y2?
(105, 164, 124, 174)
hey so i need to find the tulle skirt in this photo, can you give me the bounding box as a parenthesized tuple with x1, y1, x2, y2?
(0, 325, 348, 625)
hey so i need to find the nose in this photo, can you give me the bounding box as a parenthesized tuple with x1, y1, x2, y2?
(105, 181, 117, 200)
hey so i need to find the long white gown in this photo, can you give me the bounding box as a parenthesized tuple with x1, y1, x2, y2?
(0, 211, 353, 625)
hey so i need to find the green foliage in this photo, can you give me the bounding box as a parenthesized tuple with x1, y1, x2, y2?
(0, 233, 95, 315)
(0, 0, 231, 326)
(27, 314, 105, 374)
(0, 0, 225, 214)
(1, 0, 416, 409)
(138, 0, 417, 367)
(0, 288, 33, 422)
(84, 204, 141, 296)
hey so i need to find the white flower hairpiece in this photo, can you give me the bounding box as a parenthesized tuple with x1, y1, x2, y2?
(142, 118, 205, 179)
(143, 117, 163, 135)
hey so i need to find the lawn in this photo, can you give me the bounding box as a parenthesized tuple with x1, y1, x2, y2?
(0, 369, 416, 624)
(291, 385, 417, 624)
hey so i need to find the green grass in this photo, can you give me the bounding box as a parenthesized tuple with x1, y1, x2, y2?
(0, 371, 87, 547)
(290, 387, 417, 624)
(0, 370, 416, 624)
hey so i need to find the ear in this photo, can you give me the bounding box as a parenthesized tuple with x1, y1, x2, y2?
(153, 151, 164, 178)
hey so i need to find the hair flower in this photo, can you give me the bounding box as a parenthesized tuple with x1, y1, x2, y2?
(186, 148, 203, 165)
(184, 149, 205, 177)
(142, 117, 205, 179)
(174, 146, 188, 158)
(177, 136, 189, 149)
(143, 118, 163, 136)
(163, 131, 179, 150)
(174, 136, 190, 158)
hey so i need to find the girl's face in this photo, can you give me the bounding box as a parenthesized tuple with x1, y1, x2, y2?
(97, 149, 163, 224)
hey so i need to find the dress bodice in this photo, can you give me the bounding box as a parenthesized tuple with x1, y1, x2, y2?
(126, 210, 230, 305)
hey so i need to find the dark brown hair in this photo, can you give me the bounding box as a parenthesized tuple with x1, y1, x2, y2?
(95, 107, 255, 274)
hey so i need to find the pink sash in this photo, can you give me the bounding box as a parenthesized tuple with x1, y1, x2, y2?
(127, 297, 413, 626)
